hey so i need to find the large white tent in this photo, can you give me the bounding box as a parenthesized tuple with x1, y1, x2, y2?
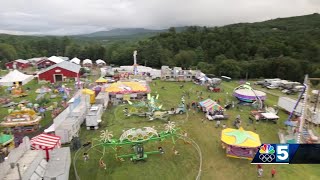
(70, 57, 81, 65)
(0, 70, 34, 86)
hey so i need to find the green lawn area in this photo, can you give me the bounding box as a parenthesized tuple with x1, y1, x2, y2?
(71, 80, 320, 180)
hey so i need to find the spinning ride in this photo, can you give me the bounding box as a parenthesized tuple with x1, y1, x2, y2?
(233, 83, 266, 109)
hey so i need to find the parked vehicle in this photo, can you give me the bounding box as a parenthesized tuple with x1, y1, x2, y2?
(267, 85, 278, 89)
(168, 104, 187, 115)
(85, 104, 103, 130)
(293, 85, 305, 92)
(282, 89, 296, 95)
(254, 81, 264, 85)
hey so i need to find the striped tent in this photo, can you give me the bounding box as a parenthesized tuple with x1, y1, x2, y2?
(199, 99, 223, 111)
(30, 133, 61, 150)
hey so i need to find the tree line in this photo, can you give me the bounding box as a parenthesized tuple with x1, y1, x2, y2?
(0, 13, 320, 81)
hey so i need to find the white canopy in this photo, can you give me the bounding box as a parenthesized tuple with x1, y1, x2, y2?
(96, 59, 106, 65)
(0, 70, 34, 86)
(70, 57, 81, 65)
(261, 113, 279, 119)
(83, 59, 92, 64)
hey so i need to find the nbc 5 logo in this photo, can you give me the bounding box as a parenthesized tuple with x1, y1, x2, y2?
(276, 144, 289, 163)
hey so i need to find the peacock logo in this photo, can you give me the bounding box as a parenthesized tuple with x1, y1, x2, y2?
(259, 144, 275, 154)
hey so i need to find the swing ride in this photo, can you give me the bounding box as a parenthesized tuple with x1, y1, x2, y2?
(87, 122, 179, 164)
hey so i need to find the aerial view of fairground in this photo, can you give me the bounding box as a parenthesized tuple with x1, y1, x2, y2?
(0, 1, 320, 180)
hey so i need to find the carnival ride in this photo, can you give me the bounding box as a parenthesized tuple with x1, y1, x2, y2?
(0, 109, 42, 133)
(233, 83, 266, 109)
(88, 122, 178, 164)
(124, 94, 186, 121)
(73, 121, 203, 180)
(279, 75, 320, 144)
(221, 127, 261, 160)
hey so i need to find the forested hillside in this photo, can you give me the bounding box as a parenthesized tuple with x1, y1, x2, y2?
(1, 13, 320, 81)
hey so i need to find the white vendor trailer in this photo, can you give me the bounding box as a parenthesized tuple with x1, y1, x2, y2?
(55, 115, 86, 144)
(85, 104, 103, 130)
(53, 91, 88, 144)
(95, 92, 109, 109)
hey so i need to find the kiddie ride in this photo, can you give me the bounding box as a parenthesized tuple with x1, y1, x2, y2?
(11, 83, 28, 98)
(0, 109, 42, 134)
(87, 122, 181, 165)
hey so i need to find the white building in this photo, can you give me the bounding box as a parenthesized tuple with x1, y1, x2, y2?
(161, 66, 198, 81)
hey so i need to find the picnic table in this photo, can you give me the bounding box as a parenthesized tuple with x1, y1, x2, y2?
(259, 113, 279, 124)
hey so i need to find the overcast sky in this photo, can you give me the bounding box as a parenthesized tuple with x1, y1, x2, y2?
(0, 0, 319, 35)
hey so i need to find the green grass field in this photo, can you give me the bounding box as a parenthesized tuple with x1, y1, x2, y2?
(71, 80, 320, 180)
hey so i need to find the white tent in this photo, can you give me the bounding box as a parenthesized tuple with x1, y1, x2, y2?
(70, 57, 81, 65)
(0, 70, 34, 86)
(96, 59, 106, 65)
(83, 59, 92, 65)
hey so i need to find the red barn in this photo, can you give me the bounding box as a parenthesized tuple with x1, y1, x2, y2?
(36, 56, 64, 69)
(38, 61, 81, 83)
(5, 59, 30, 70)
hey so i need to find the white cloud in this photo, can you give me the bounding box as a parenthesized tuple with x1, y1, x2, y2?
(0, 0, 319, 35)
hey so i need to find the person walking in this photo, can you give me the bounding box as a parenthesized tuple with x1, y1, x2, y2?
(258, 166, 263, 177)
(215, 120, 221, 128)
(271, 167, 276, 178)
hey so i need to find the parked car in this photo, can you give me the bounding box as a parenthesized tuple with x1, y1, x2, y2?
(261, 82, 270, 88)
(267, 85, 278, 89)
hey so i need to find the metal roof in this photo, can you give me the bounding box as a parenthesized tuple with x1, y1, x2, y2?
(38, 61, 81, 74)
(0, 134, 13, 145)
(43, 147, 71, 179)
(47, 56, 64, 64)
(15, 59, 29, 64)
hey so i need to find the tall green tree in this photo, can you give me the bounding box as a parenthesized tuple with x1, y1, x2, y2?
(0, 43, 17, 65)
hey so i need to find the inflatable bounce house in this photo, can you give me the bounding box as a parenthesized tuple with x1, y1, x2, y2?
(221, 127, 261, 160)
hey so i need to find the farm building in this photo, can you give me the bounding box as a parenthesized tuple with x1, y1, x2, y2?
(36, 56, 64, 69)
(161, 66, 198, 81)
(38, 61, 81, 83)
(27, 57, 47, 65)
(5, 59, 30, 70)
